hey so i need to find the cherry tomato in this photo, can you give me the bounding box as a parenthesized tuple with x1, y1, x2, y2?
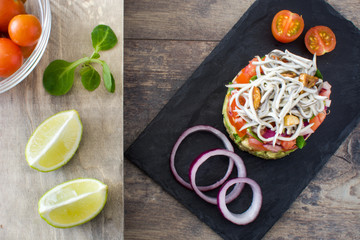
(0, 38, 23, 78)
(304, 26, 336, 56)
(8, 14, 42, 47)
(271, 10, 304, 43)
(0, 0, 25, 32)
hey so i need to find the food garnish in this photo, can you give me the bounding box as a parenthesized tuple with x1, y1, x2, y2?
(305, 26, 336, 56)
(170, 125, 235, 191)
(25, 110, 83, 172)
(43, 25, 118, 95)
(189, 149, 246, 205)
(170, 125, 263, 225)
(218, 177, 262, 225)
(271, 10, 304, 43)
(38, 178, 108, 228)
(223, 49, 332, 159)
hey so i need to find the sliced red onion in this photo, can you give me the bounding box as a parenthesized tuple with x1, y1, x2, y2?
(217, 177, 262, 225)
(325, 99, 331, 107)
(170, 125, 235, 191)
(189, 149, 246, 205)
(262, 128, 276, 139)
(322, 81, 332, 90)
(300, 127, 314, 136)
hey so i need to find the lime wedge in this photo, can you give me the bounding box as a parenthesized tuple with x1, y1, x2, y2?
(25, 110, 83, 172)
(38, 178, 108, 228)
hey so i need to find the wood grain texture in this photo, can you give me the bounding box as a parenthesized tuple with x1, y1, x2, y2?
(124, 0, 360, 239)
(0, 0, 124, 239)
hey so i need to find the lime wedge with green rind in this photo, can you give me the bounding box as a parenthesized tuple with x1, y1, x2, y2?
(25, 109, 83, 172)
(38, 178, 108, 228)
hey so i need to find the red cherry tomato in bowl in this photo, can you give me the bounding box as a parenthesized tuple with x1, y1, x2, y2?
(304, 26, 336, 56)
(8, 14, 42, 47)
(0, 38, 23, 78)
(271, 10, 304, 43)
(0, 0, 26, 32)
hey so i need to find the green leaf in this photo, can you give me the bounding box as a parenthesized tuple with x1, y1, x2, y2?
(91, 52, 101, 59)
(109, 73, 115, 93)
(91, 25, 118, 52)
(101, 61, 115, 93)
(80, 65, 101, 91)
(315, 69, 323, 79)
(43, 60, 78, 95)
(250, 75, 258, 81)
(247, 128, 263, 143)
(296, 136, 306, 149)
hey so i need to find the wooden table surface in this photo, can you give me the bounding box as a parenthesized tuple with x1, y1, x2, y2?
(124, 0, 360, 239)
(0, 1, 123, 239)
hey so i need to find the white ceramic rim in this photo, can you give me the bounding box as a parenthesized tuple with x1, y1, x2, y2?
(0, 0, 51, 94)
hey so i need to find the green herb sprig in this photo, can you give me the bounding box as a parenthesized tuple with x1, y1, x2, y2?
(43, 25, 118, 95)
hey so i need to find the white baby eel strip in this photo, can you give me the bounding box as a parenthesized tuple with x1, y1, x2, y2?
(227, 49, 329, 145)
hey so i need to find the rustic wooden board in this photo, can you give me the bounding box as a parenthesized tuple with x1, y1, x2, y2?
(124, 0, 360, 239)
(0, 1, 124, 240)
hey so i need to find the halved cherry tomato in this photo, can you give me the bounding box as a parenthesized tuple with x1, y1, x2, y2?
(0, 0, 25, 32)
(271, 10, 304, 43)
(0, 38, 23, 77)
(304, 26, 336, 56)
(8, 14, 42, 47)
(234, 58, 257, 84)
(309, 111, 326, 131)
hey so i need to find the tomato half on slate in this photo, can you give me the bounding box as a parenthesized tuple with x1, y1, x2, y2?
(271, 10, 304, 43)
(304, 26, 336, 56)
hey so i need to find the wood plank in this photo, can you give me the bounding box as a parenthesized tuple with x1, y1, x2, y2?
(0, 1, 124, 239)
(124, 0, 360, 238)
(125, 0, 253, 41)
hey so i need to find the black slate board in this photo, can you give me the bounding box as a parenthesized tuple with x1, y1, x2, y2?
(125, 0, 360, 239)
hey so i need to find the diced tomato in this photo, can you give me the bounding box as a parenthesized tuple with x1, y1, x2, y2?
(248, 136, 268, 151)
(234, 58, 258, 84)
(280, 139, 297, 151)
(309, 111, 326, 131)
(226, 94, 247, 137)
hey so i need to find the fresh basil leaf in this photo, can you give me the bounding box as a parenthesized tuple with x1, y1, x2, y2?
(43, 60, 77, 95)
(250, 75, 257, 81)
(91, 25, 118, 52)
(80, 65, 101, 91)
(101, 61, 115, 93)
(296, 136, 306, 149)
(315, 69, 323, 79)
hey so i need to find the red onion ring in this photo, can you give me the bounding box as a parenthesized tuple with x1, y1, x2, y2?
(217, 177, 262, 225)
(170, 125, 235, 191)
(189, 149, 246, 205)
